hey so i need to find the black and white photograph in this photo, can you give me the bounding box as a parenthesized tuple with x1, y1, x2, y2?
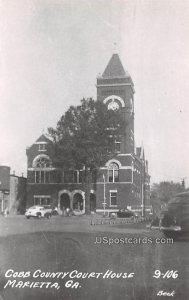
(0, 0, 189, 299)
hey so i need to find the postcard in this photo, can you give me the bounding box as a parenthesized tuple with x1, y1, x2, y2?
(0, 1, 188, 299)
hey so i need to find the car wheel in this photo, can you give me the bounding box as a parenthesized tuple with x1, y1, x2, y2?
(44, 213, 51, 219)
(52, 211, 58, 216)
(36, 212, 42, 218)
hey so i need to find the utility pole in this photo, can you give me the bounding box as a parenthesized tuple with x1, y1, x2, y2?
(102, 174, 106, 217)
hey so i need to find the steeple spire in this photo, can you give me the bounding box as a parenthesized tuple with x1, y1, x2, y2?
(102, 53, 126, 78)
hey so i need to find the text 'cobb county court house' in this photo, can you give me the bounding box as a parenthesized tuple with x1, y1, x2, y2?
(26, 54, 151, 215)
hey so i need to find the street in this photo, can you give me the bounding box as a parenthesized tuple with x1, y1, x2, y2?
(0, 215, 188, 300)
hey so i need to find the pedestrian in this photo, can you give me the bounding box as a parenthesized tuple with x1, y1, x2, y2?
(66, 207, 70, 217)
(4, 207, 8, 217)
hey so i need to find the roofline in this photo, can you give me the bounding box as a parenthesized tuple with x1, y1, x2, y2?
(96, 83, 135, 93)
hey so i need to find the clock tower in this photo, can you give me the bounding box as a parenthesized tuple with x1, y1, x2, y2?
(25, 52, 150, 216)
(97, 53, 135, 154)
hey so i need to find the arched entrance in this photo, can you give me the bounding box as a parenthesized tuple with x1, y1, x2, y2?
(90, 193, 96, 212)
(60, 193, 70, 210)
(73, 193, 84, 211)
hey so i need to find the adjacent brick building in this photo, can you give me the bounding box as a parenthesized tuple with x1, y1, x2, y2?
(0, 165, 27, 214)
(0, 165, 10, 213)
(9, 173, 27, 214)
(26, 54, 151, 215)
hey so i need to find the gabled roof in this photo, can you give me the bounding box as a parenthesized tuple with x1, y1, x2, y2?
(35, 134, 52, 144)
(26, 134, 53, 154)
(102, 53, 127, 78)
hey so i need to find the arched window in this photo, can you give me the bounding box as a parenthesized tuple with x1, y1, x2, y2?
(33, 155, 52, 184)
(33, 155, 52, 168)
(35, 157, 51, 168)
(108, 162, 119, 183)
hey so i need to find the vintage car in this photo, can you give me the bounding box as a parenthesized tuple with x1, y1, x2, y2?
(159, 192, 189, 238)
(25, 205, 52, 219)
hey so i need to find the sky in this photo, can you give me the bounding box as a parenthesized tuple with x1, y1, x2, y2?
(0, 0, 189, 186)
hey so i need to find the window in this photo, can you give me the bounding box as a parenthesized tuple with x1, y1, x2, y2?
(35, 171, 51, 184)
(115, 141, 121, 153)
(33, 155, 52, 184)
(79, 170, 83, 183)
(38, 144, 46, 151)
(110, 191, 117, 206)
(61, 170, 83, 184)
(34, 196, 51, 206)
(64, 171, 73, 183)
(41, 171, 45, 183)
(108, 162, 119, 183)
(34, 197, 41, 205)
(106, 138, 113, 153)
(35, 156, 51, 168)
(56, 171, 62, 183)
(45, 171, 51, 183)
(35, 171, 40, 183)
(73, 171, 78, 183)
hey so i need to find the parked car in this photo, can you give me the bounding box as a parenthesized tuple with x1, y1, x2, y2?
(150, 216, 160, 229)
(159, 192, 189, 238)
(25, 206, 52, 219)
(117, 209, 135, 218)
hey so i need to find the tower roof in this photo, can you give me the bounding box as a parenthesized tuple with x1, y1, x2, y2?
(136, 146, 145, 160)
(102, 53, 127, 78)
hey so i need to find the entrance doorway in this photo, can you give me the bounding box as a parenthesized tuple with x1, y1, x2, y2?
(60, 193, 70, 210)
(73, 193, 83, 211)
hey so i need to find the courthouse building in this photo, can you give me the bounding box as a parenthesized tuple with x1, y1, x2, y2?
(26, 54, 150, 215)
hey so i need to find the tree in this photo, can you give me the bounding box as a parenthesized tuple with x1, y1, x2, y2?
(48, 98, 125, 214)
(151, 181, 186, 215)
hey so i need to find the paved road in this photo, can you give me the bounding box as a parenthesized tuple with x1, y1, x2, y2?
(0, 215, 188, 300)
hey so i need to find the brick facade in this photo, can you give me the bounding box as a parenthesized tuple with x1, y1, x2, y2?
(26, 54, 151, 215)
